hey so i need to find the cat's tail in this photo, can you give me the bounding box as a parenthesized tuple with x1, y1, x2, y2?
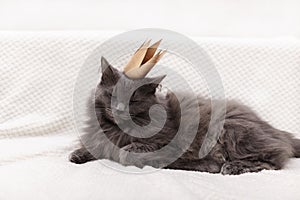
(292, 138, 300, 158)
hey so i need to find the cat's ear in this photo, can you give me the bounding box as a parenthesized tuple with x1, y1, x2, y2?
(100, 57, 119, 86)
(142, 75, 166, 94)
(148, 75, 166, 85)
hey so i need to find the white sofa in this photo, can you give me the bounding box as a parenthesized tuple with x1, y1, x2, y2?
(0, 31, 300, 200)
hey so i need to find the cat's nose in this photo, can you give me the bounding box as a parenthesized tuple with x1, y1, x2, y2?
(116, 103, 125, 111)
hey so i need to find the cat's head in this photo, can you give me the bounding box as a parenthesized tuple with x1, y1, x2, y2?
(95, 57, 166, 125)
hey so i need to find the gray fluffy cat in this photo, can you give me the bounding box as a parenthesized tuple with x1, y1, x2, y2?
(70, 57, 300, 175)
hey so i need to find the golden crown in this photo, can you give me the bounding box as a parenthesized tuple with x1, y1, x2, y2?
(123, 39, 166, 79)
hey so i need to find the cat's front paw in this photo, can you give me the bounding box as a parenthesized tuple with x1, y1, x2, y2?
(69, 148, 95, 164)
(123, 142, 157, 153)
(119, 144, 145, 168)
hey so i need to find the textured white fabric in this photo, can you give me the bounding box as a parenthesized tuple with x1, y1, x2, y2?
(0, 153, 300, 200)
(0, 32, 300, 199)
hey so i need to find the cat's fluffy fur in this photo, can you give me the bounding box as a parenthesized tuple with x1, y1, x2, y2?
(70, 57, 300, 175)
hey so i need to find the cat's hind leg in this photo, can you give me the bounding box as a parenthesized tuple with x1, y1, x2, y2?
(69, 147, 96, 164)
(166, 158, 223, 173)
(220, 160, 276, 175)
(222, 123, 293, 175)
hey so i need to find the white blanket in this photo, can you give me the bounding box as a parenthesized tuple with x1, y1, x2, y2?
(0, 31, 300, 200)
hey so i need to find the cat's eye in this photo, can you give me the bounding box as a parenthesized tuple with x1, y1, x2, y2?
(129, 100, 138, 106)
(111, 95, 117, 100)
